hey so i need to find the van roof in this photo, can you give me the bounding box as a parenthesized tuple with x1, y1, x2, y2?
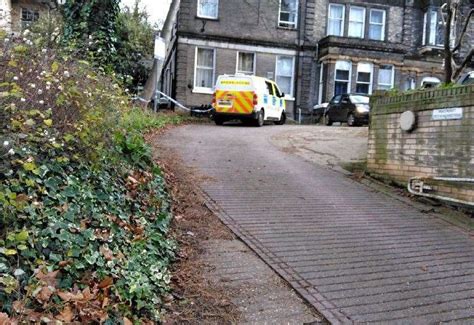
(218, 74, 273, 83)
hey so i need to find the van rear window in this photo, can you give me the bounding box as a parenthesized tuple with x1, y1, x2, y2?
(217, 78, 253, 90)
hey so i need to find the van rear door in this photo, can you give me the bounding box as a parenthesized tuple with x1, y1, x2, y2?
(215, 77, 255, 115)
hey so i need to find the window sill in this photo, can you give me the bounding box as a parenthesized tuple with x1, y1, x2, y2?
(419, 45, 443, 54)
(325, 34, 386, 42)
(192, 88, 214, 95)
(277, 25, 297, 31)
(196, 15, 219, 21)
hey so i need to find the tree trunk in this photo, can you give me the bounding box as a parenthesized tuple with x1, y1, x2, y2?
(444, 1, 454, 84)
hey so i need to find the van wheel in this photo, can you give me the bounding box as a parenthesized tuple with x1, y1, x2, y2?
(274, 112, 286, 125)
(255, 110, 264, 127)
(324, 114, 333, 126)
(214, 117, 224, 126)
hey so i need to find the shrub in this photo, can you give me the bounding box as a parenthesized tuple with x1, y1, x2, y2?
(0, 31, 177, 322)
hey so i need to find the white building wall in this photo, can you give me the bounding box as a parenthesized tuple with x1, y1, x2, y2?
(0, 0, 12, 32)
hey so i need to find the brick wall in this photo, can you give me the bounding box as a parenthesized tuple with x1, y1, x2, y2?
(175, 42, 296, 114)
(367, 85, 474, 204)
(179, 0, 301, 46)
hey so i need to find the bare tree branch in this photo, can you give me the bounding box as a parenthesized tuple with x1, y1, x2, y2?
(453, 48, 474, 80)
(452, 8, 473, 53)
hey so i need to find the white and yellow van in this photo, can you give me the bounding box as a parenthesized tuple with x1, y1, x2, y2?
(211, 74, 286, 126)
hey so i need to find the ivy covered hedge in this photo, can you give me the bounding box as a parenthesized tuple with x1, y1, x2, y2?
(0, 30, 183, 322)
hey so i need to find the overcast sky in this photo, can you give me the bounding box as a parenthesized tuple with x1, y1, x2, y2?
(120, 0, 172, 26)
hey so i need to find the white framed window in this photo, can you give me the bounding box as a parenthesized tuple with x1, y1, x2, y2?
(197, 0, 219, 19)
(403, 77, 416, 91)
(327, 4, 345, 36)
(318, 63, 324, 105)
(236, 52, 256, 75)
(369, 9, 385, 41)
(334, 60, 351, 95)
(279, 0, 298, 28)
(377, 65, 394, 90)
(348, 6, 366, 38)
(356, 62, 373, 94)
(194, 47, 216, 92)
(424, 8, 443, 46)
(422, 12, 427, 45)
(429, 9, 438, 45)
(275, 56, 295, 97)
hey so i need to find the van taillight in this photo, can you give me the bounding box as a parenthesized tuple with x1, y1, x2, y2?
(211, 92, 216, 105)
(253, 93, 258, 106)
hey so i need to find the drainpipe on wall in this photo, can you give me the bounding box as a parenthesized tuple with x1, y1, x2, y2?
(293, 0, 303, 122)
(140, 0, 180, 104)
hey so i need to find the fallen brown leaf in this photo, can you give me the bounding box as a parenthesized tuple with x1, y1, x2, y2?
(56, 305, 73, 323)
(0, 312, 17, 325)
(100, 245, 114, 261)
(98, 277, 114, 289)
(57, 290, 84, 302)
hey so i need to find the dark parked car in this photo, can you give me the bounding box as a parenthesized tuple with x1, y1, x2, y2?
(458, 71, 474, 86)
(323, 94, 370, 126)
(312, 102, 328, 123)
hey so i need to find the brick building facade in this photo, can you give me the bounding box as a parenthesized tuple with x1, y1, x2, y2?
(161, 0, 473, 118)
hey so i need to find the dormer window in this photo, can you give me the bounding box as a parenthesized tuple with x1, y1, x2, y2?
(423, 8, 444, 46)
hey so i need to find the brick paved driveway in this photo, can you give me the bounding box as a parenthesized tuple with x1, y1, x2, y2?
(160, 124, 474, 324)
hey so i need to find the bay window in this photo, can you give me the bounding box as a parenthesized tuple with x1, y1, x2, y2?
(327, 4, 345, 36)
(194, 48, 216, 92)
(348, 7, 365, 38)
(423, 9, 443, 46)
(334, 60, 351, 95)
(356, 62, 373, 94)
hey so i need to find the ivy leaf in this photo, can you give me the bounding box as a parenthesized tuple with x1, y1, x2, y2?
(44, 119, 53, 127)
(25, 119, 35, 127)
(17, 244, 28, 251)
(15, 230, 29, 242)
(23, 162, 37, 171)
(1, 248, 18, 256)
(51, 61, 60, 73)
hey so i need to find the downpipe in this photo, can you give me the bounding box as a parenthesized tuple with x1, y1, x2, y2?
(408, 176, 474, 207)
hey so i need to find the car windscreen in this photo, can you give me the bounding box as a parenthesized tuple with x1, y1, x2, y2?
(350, 95, 369, 104)
(463, 75, 474, 85)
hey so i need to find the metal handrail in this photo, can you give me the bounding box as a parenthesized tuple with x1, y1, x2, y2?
(408, 176, 474, 207)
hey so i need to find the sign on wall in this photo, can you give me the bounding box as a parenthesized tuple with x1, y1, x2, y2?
(154, 37, 165, 61)
(432, 107, 463, 121)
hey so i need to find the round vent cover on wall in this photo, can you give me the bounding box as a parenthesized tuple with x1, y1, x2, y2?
(400, 110, 416, 132)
